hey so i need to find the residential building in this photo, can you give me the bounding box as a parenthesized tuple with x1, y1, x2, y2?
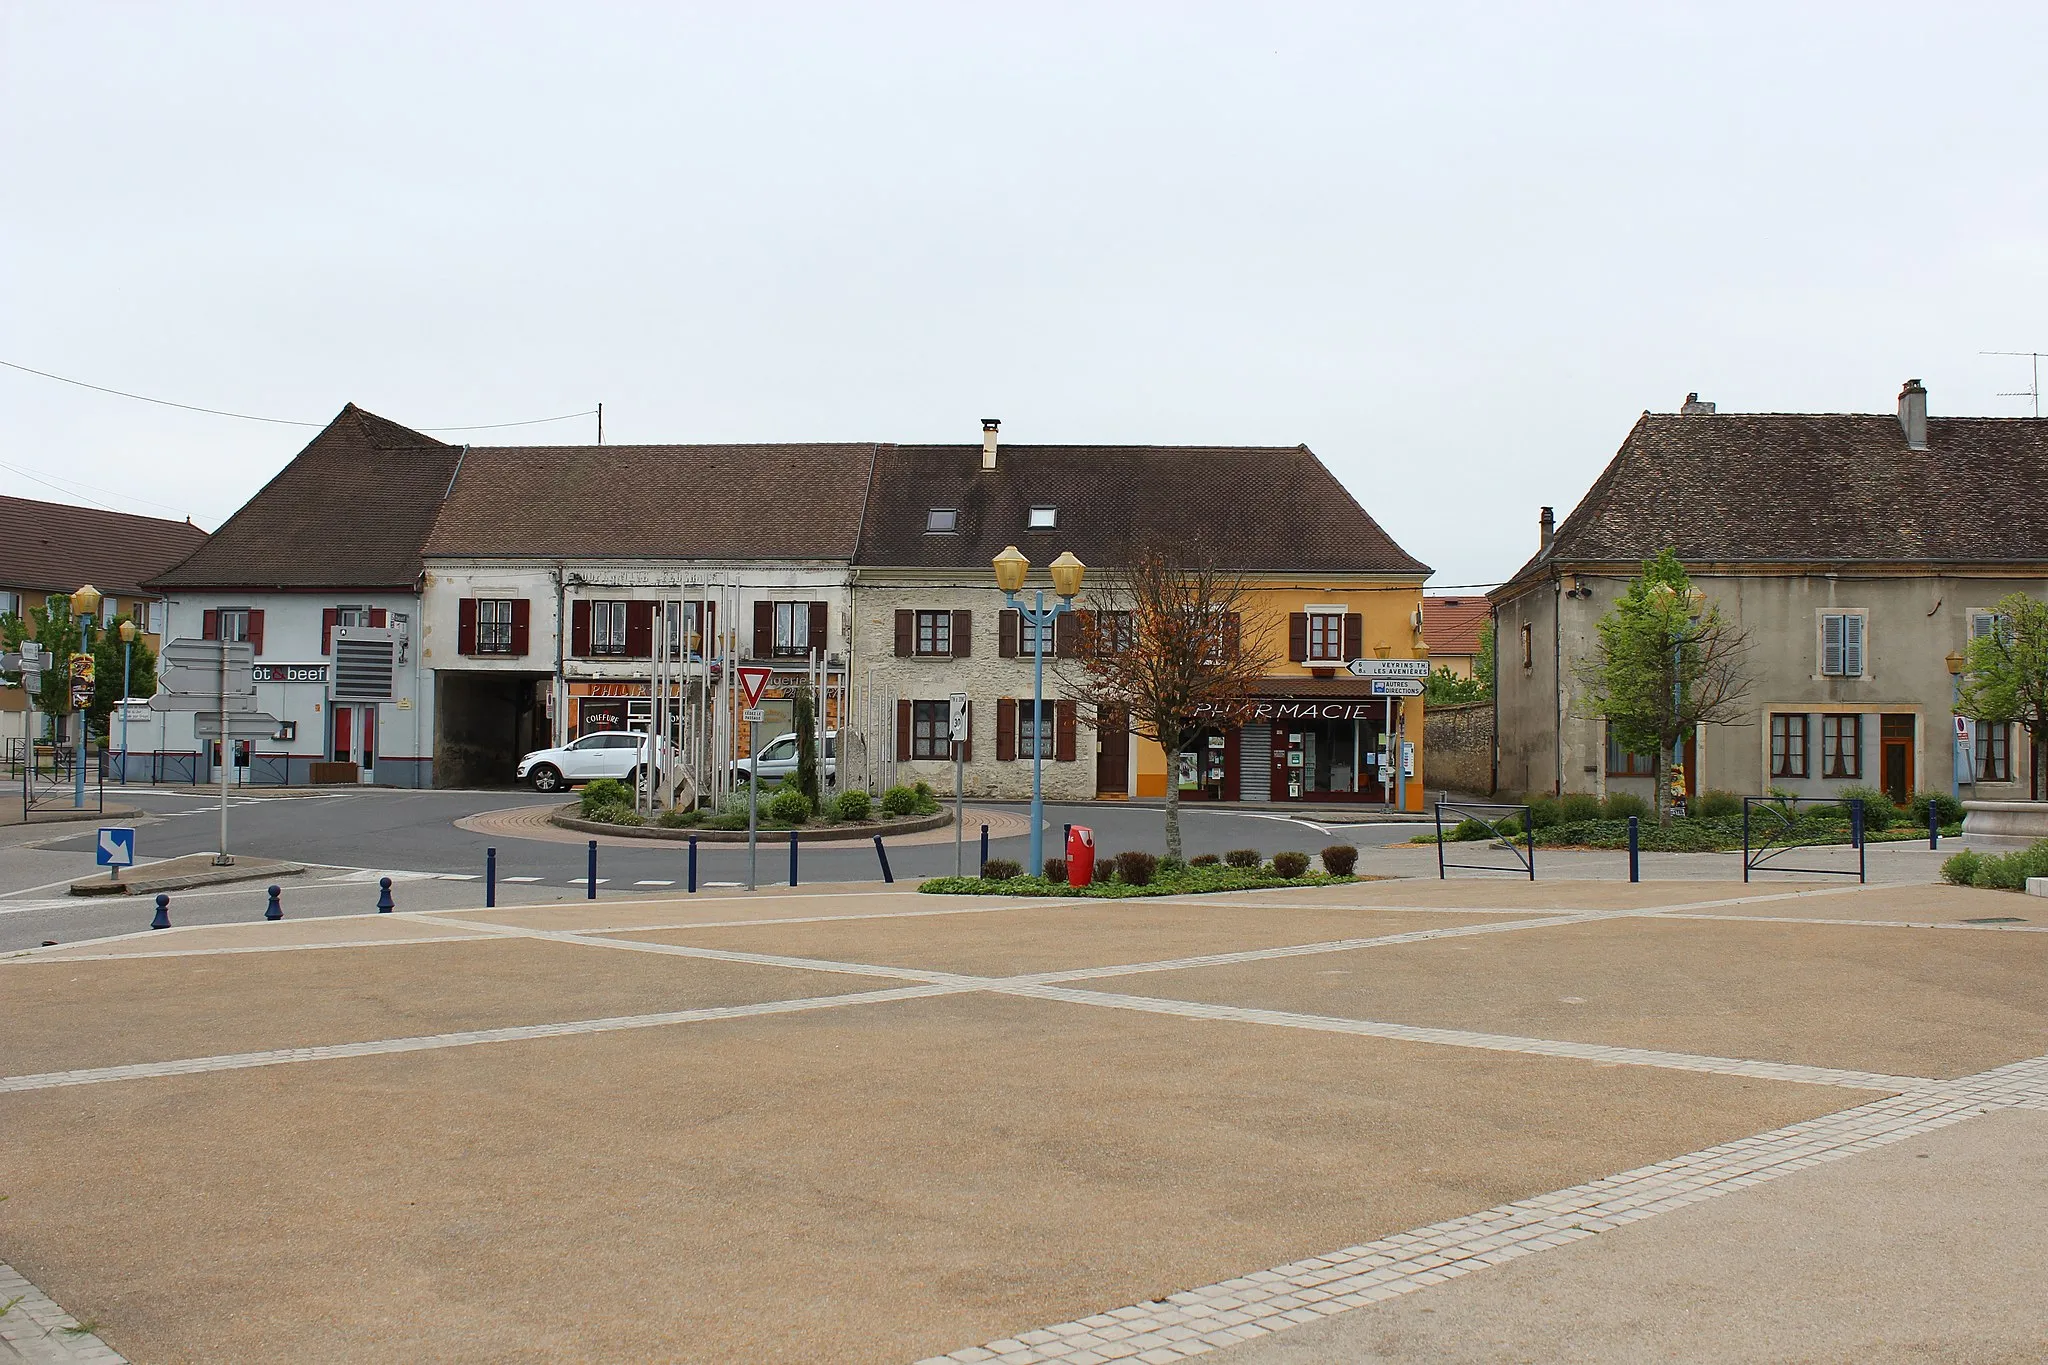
(1422, 596, 1491, 679)
(1492, 381, 2048, 804)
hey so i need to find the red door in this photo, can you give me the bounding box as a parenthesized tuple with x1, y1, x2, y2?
(332, 707, 352, 764)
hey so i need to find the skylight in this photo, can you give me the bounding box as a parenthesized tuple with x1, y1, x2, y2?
(926, 508, 959, 533)
(1028, 506, 1057, 529)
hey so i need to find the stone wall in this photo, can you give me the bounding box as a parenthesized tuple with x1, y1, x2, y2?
(1424, 700, 1494, 796)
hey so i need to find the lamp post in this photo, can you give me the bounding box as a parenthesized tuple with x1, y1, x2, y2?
(1945, 649, 1967, 803)
(119, 618, 138, 786)
(993, 546, 1085, 877)
(70, 584, 101, 808)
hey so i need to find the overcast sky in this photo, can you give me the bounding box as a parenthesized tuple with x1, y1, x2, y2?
(4, 2, 2044, 586)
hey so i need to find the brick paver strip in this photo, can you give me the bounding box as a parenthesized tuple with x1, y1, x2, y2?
(0, 1261, 125, 1363)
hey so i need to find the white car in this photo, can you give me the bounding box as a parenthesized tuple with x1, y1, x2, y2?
(731, 731, 837, 785)
(518, 731, 670, 793)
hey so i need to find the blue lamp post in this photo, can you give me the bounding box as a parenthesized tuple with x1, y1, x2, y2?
(70, 583, 101, 808)
(993, 545, 1086, 877)
(118, 617, 137, 785)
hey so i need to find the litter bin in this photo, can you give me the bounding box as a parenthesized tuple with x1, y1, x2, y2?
(1067, 825, 1095, 887)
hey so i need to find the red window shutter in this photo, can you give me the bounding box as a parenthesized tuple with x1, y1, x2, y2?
(999, 609, 1019, 658)
(570, 600, 591, 657)
(1288, 612, 1308, 662)
(896, 699, 912, 758)
(697, 600, 716, 655)
(626, 601, 655, 657)
(1054, 612, 1078, 658)
(369, 608, 387, 628)
(457, 598, 478, 655)
(321, 608, 337, 654)
(202, 609, 219, 641)
(959, 700, 972, 761)
(1344, 613, 1363, 660)
(1055, 700, 1077, 761)
(246, 609, 265, 656)
(952, 609, 972, 659)
(510, 599, 531, 656)
(753, 601, 773, 658)
(809, 601, 827, 653)
(996, 697, 1017, 760)
(894, 610, 914, 657)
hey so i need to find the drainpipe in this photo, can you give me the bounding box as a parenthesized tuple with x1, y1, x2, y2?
(1552, 573, 1564, 796)
(552, 562, 567, 747)
(1489, 602, 1500, 796)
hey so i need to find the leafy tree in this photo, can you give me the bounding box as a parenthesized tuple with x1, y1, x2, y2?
(1956, 592, 2048, 767)
(0, 597, 84, 739)
(1424, 666, 1488, 705)
(1573, 549, 1750, 822)
(791, 680, 822, 810)
(91, 614, 158, 740)
(1474, 622, 1495, 690)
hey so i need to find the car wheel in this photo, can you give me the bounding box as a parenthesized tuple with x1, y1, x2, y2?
(530, 764, 564, 793)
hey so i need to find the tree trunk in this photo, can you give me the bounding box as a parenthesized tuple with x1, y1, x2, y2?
(1653, 745, 1667, 827)
(1163, 742, 1184, 864)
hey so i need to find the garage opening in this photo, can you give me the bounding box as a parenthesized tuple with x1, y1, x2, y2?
(435, 672, 550, 787)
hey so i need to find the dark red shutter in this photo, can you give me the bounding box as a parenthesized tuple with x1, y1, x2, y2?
(246, 610, 265, 656)
(1344, 613, 1363, 660)
(753, 601, 773, 658)
(202, 609, 219, 641)
(896, 699, 912, 758)
(510, 600, 531, 656)
(321, 608, 337, 654)
(999, 609, 1019, 658)
(894, 610, 913, 657)
(996, 697, 1017, 760)
(1054, 612, 1078, 658)
(570, 600, 591, 657)
(369, 608, 387, 628)
(626, 601, 655, 657)
(1055, 700, 1077, 761)
(808, 601, 827, 653)
(1288, 612, 1308, 662)
(952, 610, 972, 658)
(697, 600, 715, 655)
(457, 598, 478, 655)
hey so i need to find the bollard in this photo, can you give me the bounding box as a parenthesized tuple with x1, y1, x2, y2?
(688, 836, 698, 893)
(873, 834, 894, 884)
(486, 846, 497, 908)
(150, 892, 170, 930)
(265, 884, 282, 920)
(789, 829, 799, 887)
(1627, 816, 1640, 883)
(1929, 803, 1940, 850)
(587, 839, 598, 899)
(980, 823, 989, 875)
(377, 876, 394, 913)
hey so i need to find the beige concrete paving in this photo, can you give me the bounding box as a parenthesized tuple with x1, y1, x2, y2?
(1212, 878, 1842, 912)
(0, 993, 1850, 1365)
(1, 936, 883, 1075)
(429, 886, 1019, 932)
(16, 911, 498, 959)
(1681, 880, 2041, 924)
(1212, 1107, 2048, 1364)
(1111, 914, 2048, 1079)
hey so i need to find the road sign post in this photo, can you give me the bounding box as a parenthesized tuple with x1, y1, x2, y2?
(1346, 658, 1430, 679)
(153, 639, 256, 866)
(950, 691, 969, 876)
(96, 826, 135, 882)
(737, 667, 772, 890)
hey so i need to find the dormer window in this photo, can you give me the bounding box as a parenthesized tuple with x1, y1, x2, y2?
(1028, 505, 1057, 529)
(926, 508, 959, 533)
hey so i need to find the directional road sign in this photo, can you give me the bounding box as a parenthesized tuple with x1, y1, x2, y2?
(1368, 678, 1426, 697)
(97, 827, 136, 867)
(194, 711, 284, 740)
(1346, 658, 1431, 679)
(950, 691, 970, 739)
(737, 666, 773, 708)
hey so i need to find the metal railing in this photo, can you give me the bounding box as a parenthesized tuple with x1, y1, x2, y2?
(1742, 796, 1866, 883)
(1434, 801, 1535, 880)
(22, 745, 103, 817)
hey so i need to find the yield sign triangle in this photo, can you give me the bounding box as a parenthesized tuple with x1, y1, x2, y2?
(737, 666, 773, 707)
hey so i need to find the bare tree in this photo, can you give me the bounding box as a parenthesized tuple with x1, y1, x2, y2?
(1062, 546, 1278, 862)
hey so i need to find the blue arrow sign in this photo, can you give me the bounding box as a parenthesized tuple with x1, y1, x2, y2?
(97, 827, 136, 867)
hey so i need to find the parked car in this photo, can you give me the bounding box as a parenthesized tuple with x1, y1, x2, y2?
(518, 731, 671, 792)
(731, 730, 837, 785)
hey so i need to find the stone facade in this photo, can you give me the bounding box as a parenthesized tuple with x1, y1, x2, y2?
(1421, 700, 1494, 796)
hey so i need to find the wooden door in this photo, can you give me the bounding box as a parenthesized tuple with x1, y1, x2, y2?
(1880, 714, 1914, 804)
(1094, 706, 1129, 795)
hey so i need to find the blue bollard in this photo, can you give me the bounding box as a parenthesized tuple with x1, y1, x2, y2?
(265, 884, 282, 920)
(587, 839, 598, 899)
(486, 846, 497, 908)
(377, 876, 394, 912)
(1627, 816, 1640, 883)
(980, 823, 989, 875)
(874, 834, 894, 884)
(150, 892, 170, 930)
(688, 836, 698, 893)
(789, 829, 799, 887)
(1929, 803, 1940, 850)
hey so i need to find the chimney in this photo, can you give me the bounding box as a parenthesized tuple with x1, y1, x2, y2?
(1897, 378, 1928, 450)
(981, 418, 1000, 471)
(1539, 506, 1555, 553)
(1680, 392, 1716, 415)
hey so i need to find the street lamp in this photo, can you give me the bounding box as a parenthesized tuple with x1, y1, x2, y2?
(69, 584, 101, 808)
(993, 546, 1086, 876)
(119, 618, 138, 786)
(1945, 649, 1968, 802)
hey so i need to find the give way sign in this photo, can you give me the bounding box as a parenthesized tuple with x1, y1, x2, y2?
(737, 666, 773, 708)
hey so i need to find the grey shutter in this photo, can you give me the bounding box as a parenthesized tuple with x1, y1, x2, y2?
(1822, 615, 1844, 676)
(1842, 614, 1864, 677)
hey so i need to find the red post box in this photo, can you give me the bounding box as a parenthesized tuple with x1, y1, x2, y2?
(1066, 825, 1095, 887)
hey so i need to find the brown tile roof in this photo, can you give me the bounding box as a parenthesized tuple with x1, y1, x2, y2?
(149, 405, 458, 590)
(1423, 595, 1491, 655)
(853, 444, 1428, 575)
(0, 495, 209, 599)
(1497, 412, 2048, 597)
(423, 443, 878, 559)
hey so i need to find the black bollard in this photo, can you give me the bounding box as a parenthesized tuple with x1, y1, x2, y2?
(1929, 803, 1940, 850)
(1627, 816, 1640, 883)
(789, 829, 799, 887)
(486, 846, 497, 908)
(265, 884, 282, 920)
(688, 836, 698, 893)
(980, 823, 989, 875)
(150, 892, 170, 930)
(587, 839, 598, 899)
(377, 876, 394, 912)
(873, 834, 894, 884)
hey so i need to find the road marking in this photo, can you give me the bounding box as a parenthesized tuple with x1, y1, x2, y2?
(633, 880, 676, 887)
(504, 876, 544, 883)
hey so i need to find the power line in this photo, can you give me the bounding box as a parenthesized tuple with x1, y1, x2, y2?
(0, 457, 192, 517)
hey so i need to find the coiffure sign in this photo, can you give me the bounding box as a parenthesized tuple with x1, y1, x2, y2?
(1192, 700, 1384, 722)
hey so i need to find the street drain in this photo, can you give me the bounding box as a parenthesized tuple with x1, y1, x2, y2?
(1961, 916, 2027, 924)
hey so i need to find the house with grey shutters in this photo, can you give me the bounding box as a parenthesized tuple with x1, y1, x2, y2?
(1491, 381, 2048, 806)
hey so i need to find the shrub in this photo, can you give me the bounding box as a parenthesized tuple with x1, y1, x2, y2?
(832, 789, 873, 822)
(911, 780, 941, 815)
(656, 807, 699, 828)
(1223, 848, 1262, 869)
(981, 857, 1022, 880)
(1909, 791, 1965, 827)
(1448, 817, 1491, 842)
(1095, 855, 1119, 883)
(579, 778, 631, 818)
(1839, 786, 1896, 832)
(1272, 850, 1310, 877)
(767, 788, 812, 824)
(585, 802, 641, 826)
(1559, 793, 1603, 824)
(1495, 816, 1523, 838)
(1042, 857, 1067, 883)
(701, 812, 749, 830)
(1190, 853, 1220, 867)
(1525, 794, 1563, 829)
(1319, 845, 1358, 876)
(1959, 839, 2048, 890)
(1114, 850, 1160, 886)
(1940, 849, 1984, 886)
(1602, 792, 1651, 821)
(880, 784, 919, 818)
(1693, 789, 1742, 820)
(1159, 856, 1186, 874)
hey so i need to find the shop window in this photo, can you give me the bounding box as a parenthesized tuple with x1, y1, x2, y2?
(925, 508, 958, 533)
(1306, 611, 1345, 662)
(911, 701, 951, 759)
(1770, 713, 1809, 778)
(475, 599, 515, 654)
(1821, 612, 1866, 677)
(1977, 722, 2011, 782)
(915, 611, 953, 656)
(1606, 728, 1656, 778)
(1820, 713, 1862, 779)
(590, 601, 628, 655)
(773, 602, 810, 657)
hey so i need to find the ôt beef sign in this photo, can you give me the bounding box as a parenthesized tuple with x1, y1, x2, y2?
(251, 663, 329, 684)
(1192, 700, 1384, 722)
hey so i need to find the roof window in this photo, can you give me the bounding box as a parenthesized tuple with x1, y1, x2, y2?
(1028, 505, 1057, 530)
(925, 508, 959, 533)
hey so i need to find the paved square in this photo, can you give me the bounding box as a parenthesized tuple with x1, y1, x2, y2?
(2, 877, 2043, 1362)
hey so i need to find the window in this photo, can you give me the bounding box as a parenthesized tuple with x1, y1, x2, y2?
(1028, 506, 1057, 529)
(148, 600, 166, 635)
(1820, 714, 1863, 779)
(772, 602, 810, 656)
(217, 609, 251, 643)
(1016, 699, 1054, 759)
(1520, 623, 1533, 669)
(925, 508, 958, 533)
(1307, 611, 1345, 662)
(336, 606, 372, 628)
(1821, 612, 1866, 677)
(0, 591, 17, 618)
(915, 610, 952, 656)
(1770, 713, 1809, 778)
(1606, 728, 1656, 777)
(590, 600, 628, 655)
(1972, 611, 2013, 646)
(663, 601, 712, 658)
(1021, 615, 1048, 654)
(475, 599, 515, 654)
(911, 700, 952, 758)
(758, 736, 797, 763)
(1095, 610, 1134, 655)
(1977, 722, 2012, 782)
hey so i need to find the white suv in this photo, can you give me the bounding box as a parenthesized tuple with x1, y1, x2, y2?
(731, 731, 837, 784)
(518, 731, 669, 793)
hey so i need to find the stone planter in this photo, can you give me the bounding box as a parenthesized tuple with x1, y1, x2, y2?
(549, 806, 954, 843)
(1961, 800, 2048, 844)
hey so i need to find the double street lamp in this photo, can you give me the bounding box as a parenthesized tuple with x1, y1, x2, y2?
(119, 617, 138, 786)
(992, 545, 1086, 877)
(69, 584, 100, 808)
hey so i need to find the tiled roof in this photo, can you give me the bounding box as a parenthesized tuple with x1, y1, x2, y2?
(1498, 412, 2048, 596)
(423, 444, 877, 559)
(1423, 596, 1491, 655)
(0, 495, 209, 599)
(149, 405, 458, 589)
(853, 444, 1428, 575)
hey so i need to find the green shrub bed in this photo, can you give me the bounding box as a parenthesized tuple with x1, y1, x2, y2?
(919, 867, 1361, 899)
(1412, 810, 1961, 853)
(1942, 839, 2048, 891)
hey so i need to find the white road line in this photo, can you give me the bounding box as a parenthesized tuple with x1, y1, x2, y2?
(633, 880, 676, 887)
(504, 876, 544, 883)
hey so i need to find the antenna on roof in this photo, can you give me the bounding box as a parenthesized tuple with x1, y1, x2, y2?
(597, 402, 603, 445)
(1982, 351, 2044, 418)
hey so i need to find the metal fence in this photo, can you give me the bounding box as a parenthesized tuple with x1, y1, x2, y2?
(1742, 796, 1866, 883)
(23, 746, 103, 818)
(1434, 801, 1535, 880)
